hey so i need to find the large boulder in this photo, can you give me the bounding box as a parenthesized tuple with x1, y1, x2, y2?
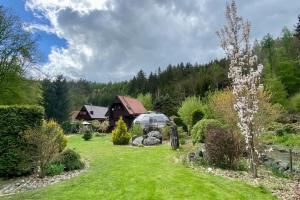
(132, 136, 144, 146)
(147, 131, 162, 141)
(143, 136, 161, 146)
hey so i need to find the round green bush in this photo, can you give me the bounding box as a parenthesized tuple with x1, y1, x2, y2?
(53, 149, 84, 171)
(191, 119, 223, 144)
(45, 163, 64, 176)
(82, 129, 93, 141)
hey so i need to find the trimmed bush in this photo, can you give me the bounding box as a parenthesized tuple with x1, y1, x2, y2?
(191, 119, 223, 144)
(191, 109, 205, 126)
(82, 129, 93, 141)
(45, 163, 64, 176)
(112, 117, 131, 145)
(52, 149, 84, 171)
(178, 96, 207, 132)
(130, 124, 144, 137)
(205, 125, 243, 169)
(0, 105, 44, 177)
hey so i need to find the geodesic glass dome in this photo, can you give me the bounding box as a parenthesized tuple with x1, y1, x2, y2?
(133, 112, 170, 129)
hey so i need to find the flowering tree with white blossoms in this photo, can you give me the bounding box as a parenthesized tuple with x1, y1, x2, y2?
(217, 0, 263, 178)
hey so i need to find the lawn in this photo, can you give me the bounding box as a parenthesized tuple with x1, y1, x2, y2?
(2, 135, 277, 200)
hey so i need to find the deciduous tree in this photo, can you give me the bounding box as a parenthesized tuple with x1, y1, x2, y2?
(217, 0, 263, 178)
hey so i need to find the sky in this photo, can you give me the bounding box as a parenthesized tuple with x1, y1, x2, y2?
(0, 0, 299, 82)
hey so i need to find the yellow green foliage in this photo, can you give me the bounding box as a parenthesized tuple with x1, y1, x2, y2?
(112, 117, 131, 145)
(208, 89, 283, 132)
(43, 120, 67, 151)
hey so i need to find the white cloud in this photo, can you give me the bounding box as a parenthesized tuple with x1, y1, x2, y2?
(25, 0, 300, 82)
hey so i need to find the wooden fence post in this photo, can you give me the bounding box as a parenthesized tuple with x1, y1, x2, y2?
(289, 149, 293, 173)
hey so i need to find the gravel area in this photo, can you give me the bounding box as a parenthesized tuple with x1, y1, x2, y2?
(0, 161, 89, 196)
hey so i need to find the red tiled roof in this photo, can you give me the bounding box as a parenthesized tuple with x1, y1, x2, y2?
(117, 95, 147, 115)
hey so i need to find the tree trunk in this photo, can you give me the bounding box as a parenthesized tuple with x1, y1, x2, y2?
(249, 137, 257, 178)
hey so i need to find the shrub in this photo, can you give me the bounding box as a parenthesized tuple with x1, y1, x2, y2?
(52, 149, 84, 171)
(112, 117, 131, 145)
(205, 125, 243, 169)
(61, 121, 81, 134)
(23, 120, 67, 177)
(207, 90, 237, 129)
(178, 96, 206, 132)
(191, 109, 205, 126)
(82, 129, 93, 141)
(191, 119, 223, 144)
(161, 125, 171, 140)
(45, 163, 64, 176)
(194, 157, 209, 167)
(289, 93, 300, 114)
(130, 124, 144, 137)
(171, 116, 187, 131)
(177, 126, 187, 145)
(99, 120, 109, 133)
(91, 120, 101, 132)
(275, 123, 300, 135)
(0, 105, 44, 177)
(207, 89, 282, 132)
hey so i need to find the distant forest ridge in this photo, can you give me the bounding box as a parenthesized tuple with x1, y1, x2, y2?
(67, 58, 230, 109)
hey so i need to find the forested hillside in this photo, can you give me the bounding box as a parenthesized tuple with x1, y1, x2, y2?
(1, 13, 299, 121)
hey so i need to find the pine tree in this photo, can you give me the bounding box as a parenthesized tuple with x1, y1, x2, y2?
(295, 15, 300, 40)
(42, 75, 70, 123)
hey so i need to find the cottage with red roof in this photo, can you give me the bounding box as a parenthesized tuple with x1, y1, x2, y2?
(106, 95, 147, 129)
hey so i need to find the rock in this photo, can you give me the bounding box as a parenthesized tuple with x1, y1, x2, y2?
(143, 136, 161, 146)
(147, 131, 162, 141)
(170, 124, 179, 150)
(195, 150, 204, 158)
(132, 135, 138, 141)
(132, 136, 144, 146)
(188, 152, 196, 162)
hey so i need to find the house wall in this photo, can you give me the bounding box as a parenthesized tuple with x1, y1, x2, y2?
(108, 102, 135, 129)
(76, 109, 91, 121)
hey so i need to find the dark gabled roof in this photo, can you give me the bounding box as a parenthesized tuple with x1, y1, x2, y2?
(83, 105, 108, 119)
(116, 96, 147, 115)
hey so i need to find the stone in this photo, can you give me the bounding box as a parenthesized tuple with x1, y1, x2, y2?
(132, 136, 144, 146)
(147, 131, 162, 142)
(188, 152, 196, 162)
(170, 124, 179, 149)
(143, 136, 161, 146)
(132, 135, 138, 141)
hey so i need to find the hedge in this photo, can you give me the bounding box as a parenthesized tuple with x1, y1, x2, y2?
(0, 105, 44, 177)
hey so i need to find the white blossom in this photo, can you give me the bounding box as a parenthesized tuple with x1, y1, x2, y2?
(217, 0, 263, 178)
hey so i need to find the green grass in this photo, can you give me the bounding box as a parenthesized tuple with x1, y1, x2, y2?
(261, 131, 300, 148)
(1, 135, 277, 200)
